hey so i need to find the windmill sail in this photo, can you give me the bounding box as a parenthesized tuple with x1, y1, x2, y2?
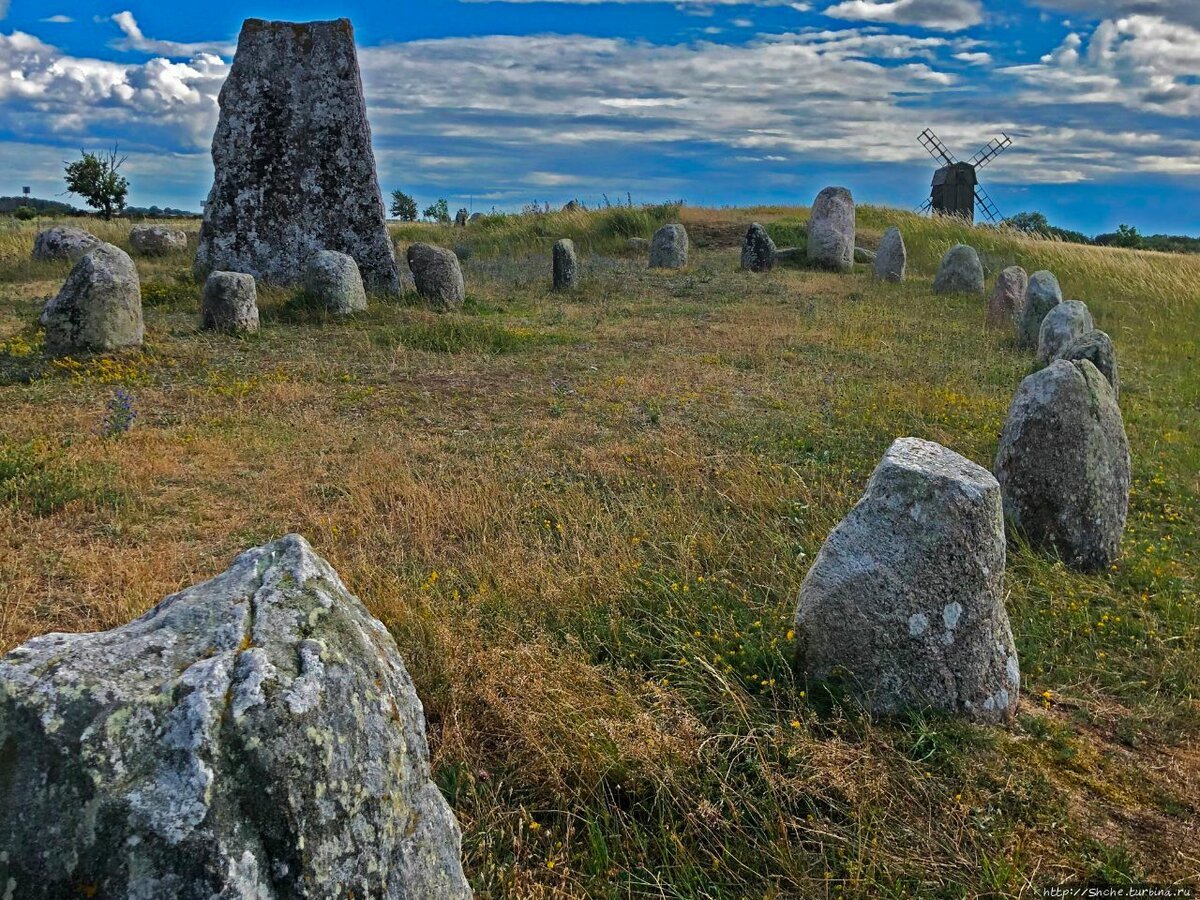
(919, 129, 957, 167)
(968, 134, 1012, 169)
(974, 185, 1003, 223)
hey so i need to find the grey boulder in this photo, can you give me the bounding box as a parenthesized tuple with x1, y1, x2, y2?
(305, 249, 368, 314)
(41, 243, 143, 356)
(995, 360, 1130, 572)
(740, 223, 777, 273)
(854, 246, 876, 264)
(987, 266, 1028, 329)
(1037, 299, 1094, 364)
(794, 437, 1019, 723)
(406, 242, 465, 311)
(649, 223, 688, 269)
(872, 227, 906, 282)
(933, 244, 985, 295)
(1056, 329, 1119, 397)
(1017, 270, 1063, 350)
(130, 225, 188, 255)
(32, 225, 101, 262)
(807, 186, 855, 272)
(0, 534, 472, 899)
(201, 271, 260, 334)
(553, 238, 579, 291)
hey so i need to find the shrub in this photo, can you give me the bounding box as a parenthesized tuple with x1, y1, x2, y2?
(13, 206, 37, 221)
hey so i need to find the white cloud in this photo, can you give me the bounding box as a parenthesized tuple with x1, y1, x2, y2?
(954, 50, 991, 64)
(109, 11, 234, 57)
(823, 0, 984, 32)
(41, 15, 74, 24)
(1029, 1, 1200, 29)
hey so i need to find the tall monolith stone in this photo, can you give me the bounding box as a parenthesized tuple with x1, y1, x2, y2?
(194, 19, 401, 295)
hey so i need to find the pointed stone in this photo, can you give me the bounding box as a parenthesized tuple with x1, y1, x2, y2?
(987, 266, 1028, 329)
(872, 227, 906, 283)
(1017, 271, 1063, 350)
(740, 223, 777, 272)
(553, 238, 580, 291)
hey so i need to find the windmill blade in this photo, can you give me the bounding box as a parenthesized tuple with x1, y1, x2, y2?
(974, 185, 1003, 224)
(917, 197, 933, 214)
(918, 129, 957, 167)
(968, 133, 1013, 170)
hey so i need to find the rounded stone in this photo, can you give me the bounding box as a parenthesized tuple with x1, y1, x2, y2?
(872, 227, 906, 283)
(986, 266, 1028, 329)
(740, 223, 777, 273)
(305, 249, 367, 314)
(933, 244, 985, 295)
(552, 238, 580, 291)
(202, 271, 260, 334)
(41, 243, 143, 356)
(32, 225, 101, 262)
(854, 246, 876, 263)
(649, 224, 688, 269)
(130, 224, 188, 255)
(406, 242, 465, 311)
(1056, 329, 1119, 398)
(807, 186, 855, 272)
(1017, 270, 1063, 350)
(1037, 299, 1094, 364)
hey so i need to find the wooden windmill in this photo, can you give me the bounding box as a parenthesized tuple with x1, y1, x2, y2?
(917, 129, 1012, 224)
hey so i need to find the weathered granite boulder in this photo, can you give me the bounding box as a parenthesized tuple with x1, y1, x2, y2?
(794, 437, 1018, 723)
(741, 223, 777, 273)
(807, 186, 855, 272)
(987, 266, 1028, 329)
(776, 247, 804, 263)
(872, 227, 906, 283)
(130, 225, 188, 255)
(933, 244, 985, 295)
(1037, 299, 1093, 364)
(854, 246, 876, 264)
(1056, 329, 1119, 397)
(1017, 270, 1062, 350)
(201, 271, 259, 334)
(553, 238, 579, 291)
(0, 535, 472, 898)
(995, 360, 1130, 571)
(305, 249, 367, 314)
(406, 242, 465, 311)
(469, 212, 485, 223)
(32, 225, 100, 262)
(649, 224, 688, 269)
(194, 18, 400, 295)
(41, 243, 143, 356)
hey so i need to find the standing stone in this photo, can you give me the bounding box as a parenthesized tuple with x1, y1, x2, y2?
(1017, 271, 1063, 350)
(872, 227, 906, 283)
(130, 225, 188, 255)
(194, 18, 400, 295)
(933, 244, 985, 295)
(1056, 329, 1119, 398)
(740, 223, 777, 272)
(32, 225, 100, 262)
(563, 199, 583, 212)
(0, 535, 472, 898)
(987, 266, 1028, 329)
(406, 242, 465, 311)
(649, 224, 688, 269)
(794, 438, 1019, 723)
(202, 271, 259, 333)
(455, 208, 469, 227)
(305, 249, 367, 314)
(41, 243, 143, 356)
(995, 360, 1130, 572)
(1037, 299, 1094, 364)
(552, 238, 580, 291)
(807, 186, 855, 272)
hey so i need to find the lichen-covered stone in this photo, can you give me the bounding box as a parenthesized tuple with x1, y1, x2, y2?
(987, 266, 1028, 329)
(995, 360, 1130, 572)
(553, 238, 579, 291)
(130, 225, 188, 255)
(407, 242, 465, 311)
(933, 244, 985, 295)
(0, 534, 472, 899)
(1037, 299, 1093, 364)
(649, 224, 688, 269)
(741, 223, 777, 273)
(194, 18, 400, 295)
(32, 225, 100, 262)
(794, 437, 1018, 723)
(305, 249, 367, 314)
(1017, 270, 1062, 350)
(807, 186, 855, 272)
(201, 271, 259, 334)
(854, 246, 876, 263)
(872, 227, 906, 283)
(1056, 328, 1119, 397)
(41, 243, 143, 356)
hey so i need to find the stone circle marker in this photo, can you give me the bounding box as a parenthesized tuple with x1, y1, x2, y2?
(406, 242, 465, 311)
(41, 243, 143, 356)
(1037, 299, 1093, 364)
(794, 437, 1019, 723)
(1056, 329, 1119, 397)
(202, 271, 260, 334)
(649, 224, 688, 269)
(553, 238, 579, 291)
(1017, 270, 1062, 350)
(194, 18, 400, 295)
(933, 244, 985, 295)
(986, 265, 1028, 329)
(807, 186, 855, 272)
(130, 224, 188, 255)
(305, 249, 368, 314)
(872, 227, 906, 282)
(741, 223, 776, 272)
(32, 225, 100, 262)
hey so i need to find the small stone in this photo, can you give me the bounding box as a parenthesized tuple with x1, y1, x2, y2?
(469, 212, 484, 223)
(202, 272, 259, 334)
(987, 266, 1028, 329)
(627, 237, 649, 252)
(552, 238, 580, 291)
(41, 243, 143, 356)
(649, 224, 688, 269)
(807, 186, 855, 272)
(1037, 299, 1093, 364)
(995, 359, 1130, 572)
(775, 247, 804, 263)
(32, 225, 101, 262)
(794, 437, 1018, 723)
(740, 223, 777, 273)
(406, 242, 465, 311)
(872, 227, 906, 283)
(305, 249, 367, 314)
(933, 244, 985, 295)
(1017, 271, 1063, 350)
(854, 246, 876, 264)
(130, 224, 188, 255)
(1056, 329, 1119, 397)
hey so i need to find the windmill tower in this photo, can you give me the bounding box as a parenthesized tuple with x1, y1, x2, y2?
(917, 129, 1012, 224)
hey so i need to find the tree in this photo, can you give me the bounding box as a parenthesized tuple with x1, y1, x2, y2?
(390, 190, 418, 221)
(64, 147, 129, 220)
(1005, 211, 1051, 235)
(13, 206, 38, 221)
(422, 198, 450, 224)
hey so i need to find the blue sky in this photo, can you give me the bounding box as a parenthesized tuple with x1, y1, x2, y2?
(2, 0, 1199, 234)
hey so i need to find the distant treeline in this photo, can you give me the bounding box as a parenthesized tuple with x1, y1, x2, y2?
(1005, 211, 1200, 254)
(0, 196, 197, 219)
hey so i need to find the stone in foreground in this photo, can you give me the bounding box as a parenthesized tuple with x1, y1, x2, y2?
(1056, 329, 1119, 397)
(807, 186, 855, 272)
(407, 242, 465, 311)
(872, 227, 906, 283)
(32, 225, 100, 262)
(995, 360, 1130, 572)
(649, 223, 688, 269)
(987, 265, 1028, 329)
(305, 249, 368, 314)
(194, 18, 400, 295)
(130, 225, 188, 255)
(0, 534, 472, 899)
(794, 437, 1019, 723)
(741, 223, 777, 273)
(933, 244, 985, 295)
(553, 238, 580, 291)
(41, 243, 143, 356)
(1037, 299, 1093, 364)
(201, 271, 260, 334)
(1017, 270, 1063, 350)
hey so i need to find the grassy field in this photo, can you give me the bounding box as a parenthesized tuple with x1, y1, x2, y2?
(0, 204, 1196, 897)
